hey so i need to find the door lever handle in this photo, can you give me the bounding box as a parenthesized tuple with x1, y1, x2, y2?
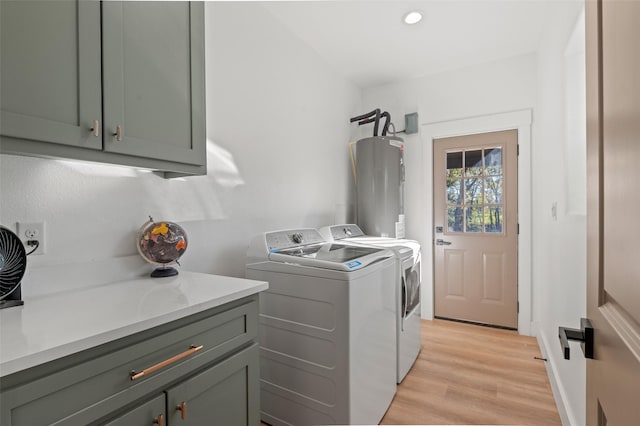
(435, 239, 452, 246)
(558, 318, 594, 360)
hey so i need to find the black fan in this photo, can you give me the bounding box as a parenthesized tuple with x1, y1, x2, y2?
(0, 225, 26, 308)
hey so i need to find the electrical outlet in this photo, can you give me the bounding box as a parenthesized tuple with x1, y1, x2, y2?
(17, 221, 46, 255)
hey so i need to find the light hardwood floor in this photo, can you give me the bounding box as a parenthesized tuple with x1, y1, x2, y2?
(261, 318, 561, 425)
(381, 319, 561, 425)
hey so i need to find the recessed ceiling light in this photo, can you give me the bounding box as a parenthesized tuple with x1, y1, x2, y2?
(403, 11, 423, 25)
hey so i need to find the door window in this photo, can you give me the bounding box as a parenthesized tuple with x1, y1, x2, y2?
(446, 147, 504, 234)
(403, 263, 420, 316)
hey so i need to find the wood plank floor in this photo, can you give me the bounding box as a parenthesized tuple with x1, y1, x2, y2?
(261, 318, 561, 425)
(381, 319, 561, 425)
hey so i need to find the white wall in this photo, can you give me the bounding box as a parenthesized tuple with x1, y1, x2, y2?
(0, 3, 361, 296)
(534, 5, 586, 426)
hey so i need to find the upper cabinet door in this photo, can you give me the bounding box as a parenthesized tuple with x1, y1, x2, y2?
(101, 1, 206, 166)
(0, 0, 102, 150)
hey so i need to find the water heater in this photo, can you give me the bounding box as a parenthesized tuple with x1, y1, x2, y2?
(355, 136, 405, 238)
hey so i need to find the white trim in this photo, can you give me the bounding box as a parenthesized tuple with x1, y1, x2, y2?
(537, 327, 576, 426)
(420, 109, 533, 335)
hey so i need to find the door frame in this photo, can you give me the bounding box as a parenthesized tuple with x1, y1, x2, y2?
(420, 109, 532, 335)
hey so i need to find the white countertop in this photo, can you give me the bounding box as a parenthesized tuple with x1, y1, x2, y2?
(0, 271, 268, 377)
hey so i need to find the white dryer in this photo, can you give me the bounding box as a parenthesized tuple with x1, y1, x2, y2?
(319, 224, 421, 383)
(246, 228, 397, 426)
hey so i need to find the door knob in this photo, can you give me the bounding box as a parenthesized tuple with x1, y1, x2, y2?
(558, 317, 594, 360)
(435, 239, 452, 246)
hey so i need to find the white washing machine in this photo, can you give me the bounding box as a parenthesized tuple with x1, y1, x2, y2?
(246, 228, 397, 426)
(319, 224, 422, 383)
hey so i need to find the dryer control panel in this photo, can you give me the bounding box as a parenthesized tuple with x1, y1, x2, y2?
(328, 224, 365, 240)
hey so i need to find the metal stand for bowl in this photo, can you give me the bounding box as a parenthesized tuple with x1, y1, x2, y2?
(150, 266, 179, 278)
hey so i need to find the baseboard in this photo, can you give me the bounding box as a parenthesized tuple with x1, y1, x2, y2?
(536, 329, 578, 426)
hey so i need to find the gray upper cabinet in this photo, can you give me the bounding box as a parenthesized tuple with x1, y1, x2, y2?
(102, 2, 205, 167)
(0, 1, 206, 177)
(0, 1, 102, 150)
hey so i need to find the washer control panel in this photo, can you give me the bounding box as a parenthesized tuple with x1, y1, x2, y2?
(266, 229, 324, 251)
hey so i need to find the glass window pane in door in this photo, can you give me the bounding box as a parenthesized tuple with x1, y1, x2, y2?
(464, 178, 483, 205)
(447, 152, 463, 178)
(447, 178, 462, 204)
(484, 176, 503, 204)
(465, 207, 483, 232)
(484, 206, 504, 233)
(484, 148, 502, 175)
(447, 207, 464, 232)
(465, 150, 483, 176)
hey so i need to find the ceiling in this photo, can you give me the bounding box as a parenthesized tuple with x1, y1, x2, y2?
(262, 0, 562, 89)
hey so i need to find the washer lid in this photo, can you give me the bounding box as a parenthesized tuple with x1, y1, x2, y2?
(320, 225, 419, 256)
(349, 236, 420, 259)
(269, 242, 392, 271)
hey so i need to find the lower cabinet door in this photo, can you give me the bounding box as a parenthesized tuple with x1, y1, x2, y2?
(101, 394, 165, 426)
(166, 344, 259, 426)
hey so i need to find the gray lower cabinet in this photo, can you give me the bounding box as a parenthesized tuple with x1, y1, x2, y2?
(0, 0, 206, 177)
(101, 346, 259, 426)
(101, 394, 165, 426)
(0, 296, 259, 426)
(166, 346, 259, 426)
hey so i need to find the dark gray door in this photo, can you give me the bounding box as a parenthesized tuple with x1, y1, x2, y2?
(101, 1, 205, 166)
(1, 0, 102, 149)
(166, 344, 259, 426)
(101, 394, 165, 426)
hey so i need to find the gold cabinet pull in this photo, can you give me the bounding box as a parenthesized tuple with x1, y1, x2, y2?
(113, 125, 122, 141)
(153, 414, 164, 426)
(176, 401, 187, 420)
(130, 345, 203, 381)
(90, 119, 100, 137)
